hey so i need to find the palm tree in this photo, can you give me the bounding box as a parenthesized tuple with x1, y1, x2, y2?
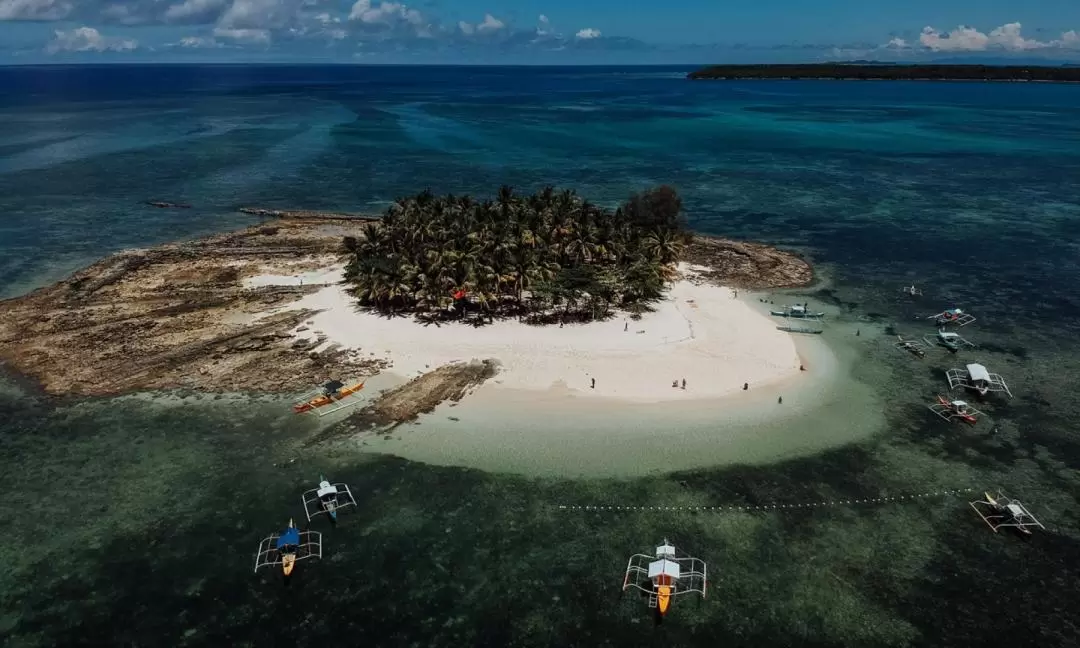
(344, 185, 686, 324)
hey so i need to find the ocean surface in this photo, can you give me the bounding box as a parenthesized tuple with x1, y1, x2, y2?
(2, 65, 1080, 646)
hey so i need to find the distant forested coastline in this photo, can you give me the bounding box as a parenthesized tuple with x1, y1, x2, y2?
(687, 64, 1080, 82)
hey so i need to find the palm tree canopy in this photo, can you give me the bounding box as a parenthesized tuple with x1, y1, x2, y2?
(343, 185, 688, 324)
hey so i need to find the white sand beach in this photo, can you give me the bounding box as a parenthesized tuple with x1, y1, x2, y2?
(246, 263, 804, 403)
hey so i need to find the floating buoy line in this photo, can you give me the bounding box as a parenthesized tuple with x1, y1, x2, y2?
(556, 487, 977, 513)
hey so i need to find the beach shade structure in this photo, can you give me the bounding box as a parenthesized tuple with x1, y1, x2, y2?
(946, 363, 1012, 398)
(622, 539, 707, 619)
(928, 394, 983, 425)
(970, 492, 1045, 535)
(254, 518, 322, 577)
(769, 304, 824, 320)
(302, 476, 357, 523)
(894, 335, 928, 358)
(292, 378, 366, 416)
(928, 308, 976, 327)
(923, 328, 975, 353)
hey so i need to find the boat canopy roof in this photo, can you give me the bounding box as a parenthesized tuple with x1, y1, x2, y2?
(966, 363, 991, 382)
(276, 527, 301, 548)
(648, 558, 681, 580)
(317, 482, 337, 498)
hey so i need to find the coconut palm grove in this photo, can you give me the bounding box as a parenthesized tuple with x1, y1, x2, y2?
(344, 185, 689, 323)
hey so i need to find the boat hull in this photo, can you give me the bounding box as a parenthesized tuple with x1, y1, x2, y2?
(282, 553, 296, 576)
(293, 382, 365, 414)
(657, 585, 671, 615)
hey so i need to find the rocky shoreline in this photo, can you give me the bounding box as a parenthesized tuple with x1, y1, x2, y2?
(0, 215, 384, 397)
(0, 213, 812, 422)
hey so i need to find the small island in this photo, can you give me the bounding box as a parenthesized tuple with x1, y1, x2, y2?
(0, 185, 814, 430)
(687, 63, 1080, 82)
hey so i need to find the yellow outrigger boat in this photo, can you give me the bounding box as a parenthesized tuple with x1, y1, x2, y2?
(293, 379, 365, 415)
(622, 539, 707, 622)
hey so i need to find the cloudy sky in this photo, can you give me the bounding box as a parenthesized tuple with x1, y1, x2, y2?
(1, 0, 1079, 64)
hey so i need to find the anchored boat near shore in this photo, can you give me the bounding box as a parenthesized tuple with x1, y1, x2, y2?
(776, 324, 823, 334)
(770, 304, 824, 320)
(622, 539, 707, 622)
(292, 379, 366, 415)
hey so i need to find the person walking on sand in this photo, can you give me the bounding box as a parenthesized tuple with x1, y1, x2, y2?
(743, 382, 748, 391)
(624, 320, 628, 332)
(681, 378, 686, 390)
(778, 396, 783, 404)
(591, 377, 596, 389)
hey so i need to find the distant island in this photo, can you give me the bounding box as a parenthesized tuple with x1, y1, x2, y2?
(687, 64, 1080, 82)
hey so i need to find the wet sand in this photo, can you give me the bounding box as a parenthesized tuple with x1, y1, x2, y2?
(352, 297, 884, 477)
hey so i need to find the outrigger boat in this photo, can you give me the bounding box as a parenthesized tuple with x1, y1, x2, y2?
(901, 284, 923, 297)
(894, 335, 927, 358)
(302, 476, 358, 523)
(970, 491, 1045, 535)
(946, 363, 1012, 398)
(770, 304, 824, 320)
(254, 518, 322, 578)
(928, 308, 976, 327)
(928, 395, 982, 425)
(777, 324, 823, 335)
(292, 379, 366, 416)
(622, 539, 707, 621)
(924, 328, 975, 353)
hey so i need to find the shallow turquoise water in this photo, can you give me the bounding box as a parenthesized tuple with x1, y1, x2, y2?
(1, 66, 1079, 646)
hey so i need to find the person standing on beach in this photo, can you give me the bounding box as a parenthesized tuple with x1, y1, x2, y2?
(681, 378, 686, 390)
(591, 377, 596, 389)
(778, 396, 783, 404)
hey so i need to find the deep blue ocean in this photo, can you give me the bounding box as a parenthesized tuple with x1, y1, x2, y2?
(2, 65, 1080, 647)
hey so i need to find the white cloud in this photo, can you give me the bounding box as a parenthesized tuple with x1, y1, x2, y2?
(919, 25, 986, 52)
(538, 14, 548, 24)
(885, 37, 909, 49)
(46, 26, 137, 53)
(475, 13, 503, 33)
(348, 0, 422, 26)
(917, 22, 1079, 52)
(1053, 30, 1080, 48)
(165, 0, 228, 22)
(312, 11, 338, 25)
(217, 0, 295, 31)
(458, 12, 504, 37)
(0, 0, 71, 20)
(213, 27, 271, 43)
(177, 35, 221, 47)
(575, 27, 600, 40)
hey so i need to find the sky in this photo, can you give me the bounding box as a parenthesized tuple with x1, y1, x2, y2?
(0, 0, 1079, 64)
